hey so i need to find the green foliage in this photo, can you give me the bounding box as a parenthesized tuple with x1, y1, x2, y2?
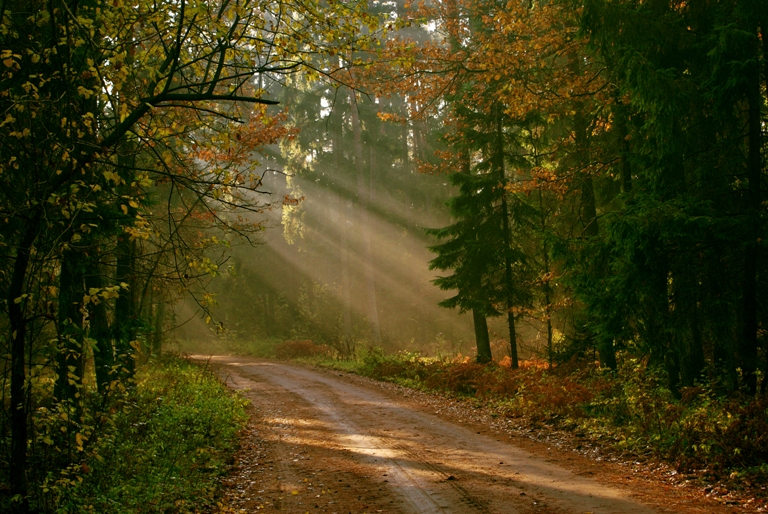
(428, 171, 505, 316)
(8, 357, 247, 514)
(1, 0, 386, 501)
(582, 359, 768, 475)
(574, 0, 767, 392)
(357, 347, 431, 387)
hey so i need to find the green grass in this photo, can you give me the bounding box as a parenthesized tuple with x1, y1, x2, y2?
(298, 357, 359, 372)
(28, 357, 248, 514)
(175, 336, 283, 359)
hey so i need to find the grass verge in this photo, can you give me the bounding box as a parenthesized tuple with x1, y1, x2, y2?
(15, 356, 247, 514)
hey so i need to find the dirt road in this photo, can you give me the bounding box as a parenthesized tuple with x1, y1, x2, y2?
(200, 356, 743, 514)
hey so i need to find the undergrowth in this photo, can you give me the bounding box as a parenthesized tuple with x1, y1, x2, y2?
(7, 356, 247, 513)
(205, 334, 768, 487)
(274, 340, 333, 360)
(316, 348, 768, 486)
(175, 336, 284, 358)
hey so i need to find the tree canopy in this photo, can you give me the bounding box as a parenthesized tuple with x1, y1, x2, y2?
(1, 0, 767, 509)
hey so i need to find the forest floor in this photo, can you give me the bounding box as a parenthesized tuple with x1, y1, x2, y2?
(197, 355, 759, 514)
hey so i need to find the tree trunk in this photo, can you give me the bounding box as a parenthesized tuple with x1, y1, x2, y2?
(672, 269, 705, 388)
(542, 242, 554, 369)
(333, 113, 353, 354)
(366, 132, 382, 344)
(538, 173, 554, 369)
(741, 48, 761, 395)
(615, 100, 633, 194)
(713, 335, 738, 393)
(401, 110, 410, 168)
(340, 198, 354, 354)
(576, 107, 615, 369)
(665, 350, 682, 399)
(114, 235, 137, 377)
(84, 254, 113, 394)
(580, 175, 599, 238)
(653, 257, 681, 398)
(350, 91, 382, 344)
(456, 149, 493, 364)
(55, 249, 86, 403)
(597, 338, 617, 370)
(494, 106, 519, 369)
(139, 285, 153, 364)
(575, 105, 599, 239)
(506, 292, 519, 368)
(685, 305, 705, 386)
(472, 308, 493, 363)
(152, 299, 165, 356)
(8, 216, 39, 509)
(413, 118, 425, 163)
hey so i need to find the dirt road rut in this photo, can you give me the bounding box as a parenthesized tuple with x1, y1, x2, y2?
(200, 356, 732, 514)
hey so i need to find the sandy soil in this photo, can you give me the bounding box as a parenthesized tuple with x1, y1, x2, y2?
(198, 355, 755, 514)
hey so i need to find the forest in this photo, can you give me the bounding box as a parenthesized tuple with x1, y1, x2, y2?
(0, 0, 766, 511)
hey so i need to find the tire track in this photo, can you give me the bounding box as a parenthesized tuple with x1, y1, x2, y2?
(235, 363, 460, 513)
(387, 441, 492, 513)
(203, 356, 670, 514)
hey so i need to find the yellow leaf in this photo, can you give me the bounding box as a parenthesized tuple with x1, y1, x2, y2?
(120, 204, 128, 215)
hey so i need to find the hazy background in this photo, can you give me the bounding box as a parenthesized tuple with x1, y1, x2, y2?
(171, 75, 547, 359)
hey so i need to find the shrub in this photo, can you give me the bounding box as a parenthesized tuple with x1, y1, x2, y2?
(15, 357, 247, 514)
(358, 347, 422, 380)
(343, 350, 768, 483)
(274, 339, 332, 360)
